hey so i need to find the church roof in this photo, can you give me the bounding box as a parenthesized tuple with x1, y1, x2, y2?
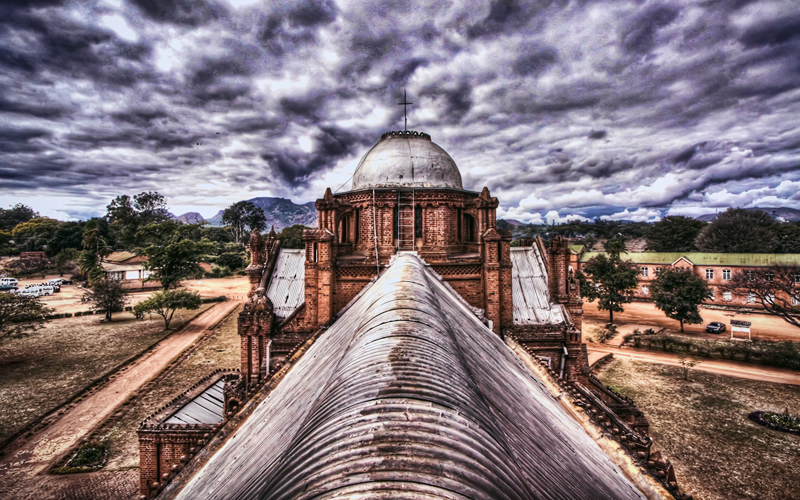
(175, 254, 644, 500)
(511, 246, 566, 325)
(351, 130, 463, 190)
(266, 248, 305, 318)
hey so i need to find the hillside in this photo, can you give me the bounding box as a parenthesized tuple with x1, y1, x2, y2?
(193, 198, 318, 231)
(696, 207, 800, 222)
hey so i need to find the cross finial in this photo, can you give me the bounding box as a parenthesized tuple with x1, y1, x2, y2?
(397, 89, 413, 131)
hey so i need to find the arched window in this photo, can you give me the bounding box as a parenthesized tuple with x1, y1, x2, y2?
(415, 206, 422, 238)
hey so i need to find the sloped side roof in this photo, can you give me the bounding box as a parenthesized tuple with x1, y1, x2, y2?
(579, 251, 800, 266)
(104, 251, 139, 263)
(266, 249, 305, 318)
(176, 254, 644, 500)
(164, 379, 224, 425)
(511, 246, 565, 325)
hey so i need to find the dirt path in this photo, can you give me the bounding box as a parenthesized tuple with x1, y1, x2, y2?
(584, 301, 800, 342)
(587, 344, 800, 386)
(0, 300, 241, 500)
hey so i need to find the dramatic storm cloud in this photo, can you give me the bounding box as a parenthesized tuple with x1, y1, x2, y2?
(1, 0, 799, 222)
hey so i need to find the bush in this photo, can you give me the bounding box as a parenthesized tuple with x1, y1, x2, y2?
(205, 265, 232, 279)
(200, 296, 227, 304)
(124, 306, 132, 311)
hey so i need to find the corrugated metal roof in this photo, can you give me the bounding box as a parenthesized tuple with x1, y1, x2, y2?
(579, 251, 800, 266)
(569, 244, 585, 253)
(175, 254, 645, 500)
(266, 249, 305, 318)
(104, 251, 138, 263)
(164, 379, 224, 425)
(511, 246, 565, 325)
(101, 262, 145, 272)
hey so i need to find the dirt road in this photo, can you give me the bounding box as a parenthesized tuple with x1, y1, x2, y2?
(587, 344, 800, 386)
(0, 300, 241, 500)
(13, 275, 250, 315)
(584, 301, 800, 342)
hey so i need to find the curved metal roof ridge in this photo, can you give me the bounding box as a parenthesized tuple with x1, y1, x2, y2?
(175, 254, 645, 500)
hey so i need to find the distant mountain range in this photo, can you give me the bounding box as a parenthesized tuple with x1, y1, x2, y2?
(172, 197, 318, 232)
(695, 207, 800, 222)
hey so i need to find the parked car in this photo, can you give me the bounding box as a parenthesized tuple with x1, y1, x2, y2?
(0, 277, 18, 287)
(25, 285, 53, 296)
(705, 322, 726, 334)
(16, 288, 39, 298)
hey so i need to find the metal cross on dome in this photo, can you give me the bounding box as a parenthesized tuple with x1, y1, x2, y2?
(397, 89, 413, 131)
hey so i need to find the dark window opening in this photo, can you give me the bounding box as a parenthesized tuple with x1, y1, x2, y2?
(415, 206, 422, 238)
(393, 205, 399, 239)
(457, 208, 462, 242)
(465, 214, 476, 242)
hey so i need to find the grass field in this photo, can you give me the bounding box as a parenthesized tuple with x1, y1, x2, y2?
(102, 304, 242, 471)
(598, 359, 800, 500)
(0, 305, 213, 445)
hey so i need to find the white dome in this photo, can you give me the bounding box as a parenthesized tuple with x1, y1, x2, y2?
(351, 131, 463, 190)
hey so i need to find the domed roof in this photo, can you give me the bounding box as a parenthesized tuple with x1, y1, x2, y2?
(351, 130, 463, 190)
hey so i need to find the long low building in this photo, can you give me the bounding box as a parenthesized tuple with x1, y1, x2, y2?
(576, 250, 800, 307)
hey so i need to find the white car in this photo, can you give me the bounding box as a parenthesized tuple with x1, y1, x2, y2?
(17, 288, 39, 298)
(0, 278, 18, 287)
(25, 285, 53, 296)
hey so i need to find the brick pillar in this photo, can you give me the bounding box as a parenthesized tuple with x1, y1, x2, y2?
(482, 228, 502, 335)
(138, 437, 158, 497)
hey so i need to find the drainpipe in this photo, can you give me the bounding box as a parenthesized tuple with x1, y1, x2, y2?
(560, 344, 568, 379)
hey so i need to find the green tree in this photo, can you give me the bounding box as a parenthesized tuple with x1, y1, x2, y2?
(721, 265, 800, 329)
(0, 293, 52, 341)
(134, 289, 202, 329)
(221, 201, 266, 244)
(578, 244, 640, 323)
(106, 191, 171, 248)
(774, 224, 800, 253)
(0, 204, 37, 232)
(80, 219, 112, 284)
(11, 218, 61, 252)
(0, 230, 11, 249)
(137, 224, 213, 290)
(54, 248, 80, 276)
(47, 221, 85, 257)
(650, 269, 713, 332)
(216, 252, 244, 270)
(276, 224, 307, 249)
(695, 208, 777, 253)
(83, 278, 130, 321)
(677, 353, 702, 381)
(645, 216, 706, 252)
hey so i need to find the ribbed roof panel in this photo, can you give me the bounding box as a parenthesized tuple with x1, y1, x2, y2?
(175, 254, 644, 500)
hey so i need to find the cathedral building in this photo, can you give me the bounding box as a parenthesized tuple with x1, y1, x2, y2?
(136, 131, 685, 500)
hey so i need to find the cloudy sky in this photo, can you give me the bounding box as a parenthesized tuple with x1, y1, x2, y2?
(1, 0, 799, 223)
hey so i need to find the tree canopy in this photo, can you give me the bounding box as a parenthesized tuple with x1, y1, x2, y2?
(83, 278, 130, 321)
(0, 204, 37, 232)
(577, 246, 640, 323)
(0, 293, 52, 341)
(721, 265, 800, 329)
(11, 217, 60, 252)
(221, 201, 267, 244)
(650, 269, 713, 332)
(695, 209, 777, 253)
(276, 224, 307, 249)
(106, 191, 171, 249)
(645, 216, 706, 252)
(137, 223, 214, 289)
(134, 289, 202, 329)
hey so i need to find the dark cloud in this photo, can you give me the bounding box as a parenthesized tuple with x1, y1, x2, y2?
(621, 4, 680, 54)
(588, 130, 607, 140)
(740, 14, 800, 48)
(261, 126, 368, 186)
(130, 0, 226, 26)
(1, 0, 799, 222)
